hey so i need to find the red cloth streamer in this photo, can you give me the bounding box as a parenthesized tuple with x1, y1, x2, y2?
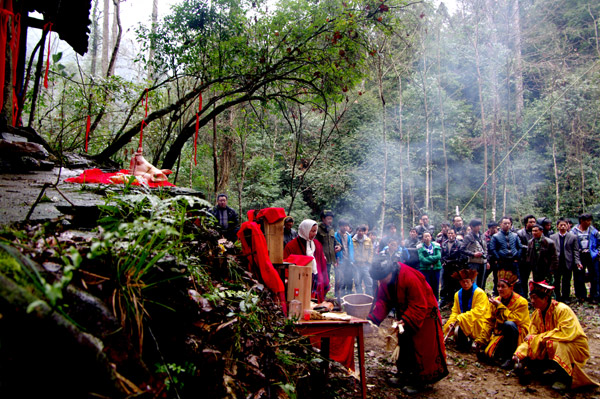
(138, 89, 149, 150)
(0, 9, 13, 111)
(84, 115, 91, 152)
(193, 92, 202, 166)
(43, 22, 53, 89)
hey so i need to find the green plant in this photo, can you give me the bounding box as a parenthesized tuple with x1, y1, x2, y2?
(155, 361, 197, 393)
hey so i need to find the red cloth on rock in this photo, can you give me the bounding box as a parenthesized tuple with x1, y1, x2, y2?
(65, 168, 175, 187)
(369, 263, 448, 385)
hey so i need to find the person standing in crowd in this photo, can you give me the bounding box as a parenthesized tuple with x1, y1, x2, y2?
(452, 215, 467, 238)
(551, 218, 580, 303)
(369, 241, 448, 395)
(443, 269, 490, 352)
(512, 281, 600, 391)
(517, 214, 537, 297)
(404, 228, 419, 248)
(526, 224, 558, 286)
(490, 216, 522, 292)
(208, 193, 240, 242)
(537, 217, 554, 238)
(378, 223, 399, 252)
(571, 213, 600, 304)
(484, 221, 499, 295)
(353, 225, 374, 296)
(440, 229, 464, 308)
(335, 220, 355, 297)
(436, 222, 450, 244)
(460, 219, 488, 288)
(284, 219, 330, 302)
(368, 230, 379, 253)
(476, 270, 530, 369)
(415, 214, 435, 239)
(316, 209, 336, 289)
(417, 232, 443, 300)
(283, 216, 298, 248)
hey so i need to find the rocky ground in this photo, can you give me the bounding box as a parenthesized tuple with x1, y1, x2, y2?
(359, 303, 600, 399)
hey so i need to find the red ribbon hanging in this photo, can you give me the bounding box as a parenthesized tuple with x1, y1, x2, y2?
(43, 22, 53, 89)
(11, 13, 20, 125)
(138, 89, 149, 151)
(194, 92, 203, 166)
(0, 10, 12, 112)
(85, 115, 91, 152)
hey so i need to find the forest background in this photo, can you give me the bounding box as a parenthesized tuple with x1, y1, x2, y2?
(21, 0, 600, 238)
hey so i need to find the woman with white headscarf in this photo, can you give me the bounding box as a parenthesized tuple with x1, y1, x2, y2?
(284, 219, 330, 302)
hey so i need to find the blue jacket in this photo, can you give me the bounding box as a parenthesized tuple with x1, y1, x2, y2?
(571, 225, 600, 260)
(334, 231, 355, 263)
(490, 230, 521, 260)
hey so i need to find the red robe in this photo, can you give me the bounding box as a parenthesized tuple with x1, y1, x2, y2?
(369, 263, 449, 385)
(284, 237, 329, 302)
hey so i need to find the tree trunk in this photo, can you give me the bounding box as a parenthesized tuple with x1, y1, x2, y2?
(551, 109, 560, 216)
(512, 0, 524, 127)
(212, 110, 218, 199)
(473, 13, 488, 226)
(376, 51, 388, 235)
(102, 0, 110, 76)
(148, 0, 159, 80)
(392, 66, 405, 238)
(420, 44, 431, 212)
(436, 27, 449, 219)
(27, 28, 49, 128)
(90, 0, 99, 77)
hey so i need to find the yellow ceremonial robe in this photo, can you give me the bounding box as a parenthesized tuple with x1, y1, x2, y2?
(477, 292, 530, 358)
(443, 287, 490, 340)
(514, 300, 600, 389)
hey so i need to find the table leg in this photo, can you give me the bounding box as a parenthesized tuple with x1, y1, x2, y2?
(357, 326, 366, 399)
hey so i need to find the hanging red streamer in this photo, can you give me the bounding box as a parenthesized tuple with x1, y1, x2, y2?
(43, 22, 53, 89)
(138, 89, 149, 151)
(194, 92, 203, 166)
(85, 115, 91, 152)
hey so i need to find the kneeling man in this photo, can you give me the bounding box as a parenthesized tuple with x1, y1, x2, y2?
(512, 281, 600, 391)
(443, 269, 490, 351)
(476, 269, 530, 368)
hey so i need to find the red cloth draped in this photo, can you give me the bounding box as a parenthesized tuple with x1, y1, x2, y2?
(43, 22, 53, 89)
(0, 7, 20, 120)
(237, 221, 285, 295)
(369, 263, 449, 384)
(65, 168, 175, 187)
(256, 207, 286, 223)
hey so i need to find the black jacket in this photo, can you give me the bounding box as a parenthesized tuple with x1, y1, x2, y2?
(209, 205, 239, 241)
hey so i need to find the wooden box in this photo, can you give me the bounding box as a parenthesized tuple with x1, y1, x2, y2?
(287, 264, 312, 312)
(263, 218, 284, 264)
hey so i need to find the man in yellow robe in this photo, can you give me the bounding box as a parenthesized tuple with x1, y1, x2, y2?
(512, 281, 600, 391)
(475, 269, 530, 368)
(443, 269, 490, 351)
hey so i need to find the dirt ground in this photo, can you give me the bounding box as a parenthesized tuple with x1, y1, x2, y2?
(359, 302, 600, 399)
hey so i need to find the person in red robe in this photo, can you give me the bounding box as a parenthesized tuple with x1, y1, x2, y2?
(369, 249, 449, 394)
(284, 219, 330, 302)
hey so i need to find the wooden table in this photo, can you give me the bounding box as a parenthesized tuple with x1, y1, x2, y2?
(295, 318, 368, 399)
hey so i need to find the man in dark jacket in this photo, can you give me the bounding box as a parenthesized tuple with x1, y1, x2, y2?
(209, 193, 239, 242)
(490, 216, 522, 293)
(517, 215, 536, 296)
(526, 224, 558, 286)
(316, 209, 336, 281)
(415, 214, 435, 240)
(571, 213, 600, 304)
(537, 217, 554, 238)
(460, 219, 487, 287)
(440, 229, 464, 307)
(551, 218, 581, 302)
